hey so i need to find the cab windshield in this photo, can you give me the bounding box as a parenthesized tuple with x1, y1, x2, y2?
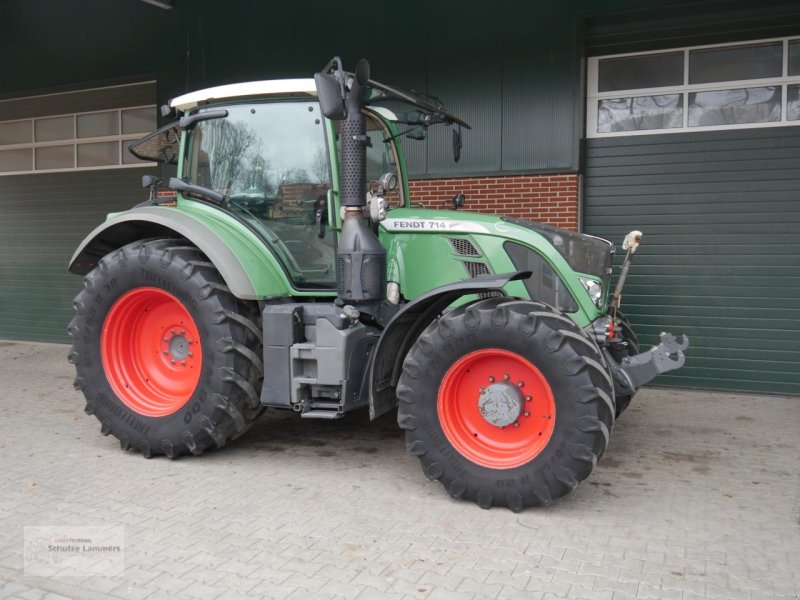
(187, 101, 336, 289)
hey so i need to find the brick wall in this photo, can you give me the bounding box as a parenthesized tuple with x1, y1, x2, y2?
(407, 173, 579, 230)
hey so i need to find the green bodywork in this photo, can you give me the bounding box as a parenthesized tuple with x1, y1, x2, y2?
(378, 208, 603, 328)
(72, 103, 606, 326)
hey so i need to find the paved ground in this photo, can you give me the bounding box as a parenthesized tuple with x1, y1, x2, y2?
(0, 340, 797, 600)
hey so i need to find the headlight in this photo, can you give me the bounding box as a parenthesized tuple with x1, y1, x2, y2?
(579, 277, 603, 308)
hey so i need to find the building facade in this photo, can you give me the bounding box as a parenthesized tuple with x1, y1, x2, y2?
(1, 0, 798, 395)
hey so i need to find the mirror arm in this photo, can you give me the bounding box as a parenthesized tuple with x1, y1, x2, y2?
(382, 125, 428, 144)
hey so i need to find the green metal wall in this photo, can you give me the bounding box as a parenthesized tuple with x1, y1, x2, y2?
(4, 0, 800, 179)
(0, 0, 585, 178)
(584, 128, 800, 395)
(0, 169, 157, 343)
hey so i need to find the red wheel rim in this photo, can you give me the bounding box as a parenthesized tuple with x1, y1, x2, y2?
(101, 287, 202, 417)
(437, 349, 556, 469)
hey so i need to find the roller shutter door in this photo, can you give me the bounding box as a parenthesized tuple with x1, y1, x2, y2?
(0, 169, 156, 342)
(583, 127, 800, 395)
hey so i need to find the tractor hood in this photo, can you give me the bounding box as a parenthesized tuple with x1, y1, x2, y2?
(380, 210, 613, 282)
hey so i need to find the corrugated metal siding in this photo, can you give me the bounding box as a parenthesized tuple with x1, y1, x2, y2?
(585, 0, 800, 56)
(0, 169, 156, 342)
(584, 128, 800, 395)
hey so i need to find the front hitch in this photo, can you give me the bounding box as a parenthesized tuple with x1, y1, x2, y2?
(609, 332, 689, 397)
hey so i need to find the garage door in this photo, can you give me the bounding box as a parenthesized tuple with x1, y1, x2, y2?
(584, 127, 800, 395)
(0, 83, 157, 342)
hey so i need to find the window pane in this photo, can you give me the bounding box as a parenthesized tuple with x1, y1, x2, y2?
(191, 102, 335, 289)
(122, 108, 156, 134)
(597, 94, 683, 133)
(790, 40, 800, 76)
(35, 116, 73, 142)
(35, 145, 74, 169)
(689, 43, 782, 84)
(0, 148, 32, 172)
(688, 87, 780, 127)
(77, 141, 118, 166)
(77, 111, 119, 138)
(122, 141, 150, 164)
(788, 84, 800, 121)
(0, 120, 31, 145)
(598, 52, 683, 92)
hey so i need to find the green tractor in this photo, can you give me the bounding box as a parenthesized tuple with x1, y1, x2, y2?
(68, 58, 687, 510)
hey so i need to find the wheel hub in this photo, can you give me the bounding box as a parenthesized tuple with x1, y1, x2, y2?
(166, 332, 190, 361)
(479, 382, 523, 427)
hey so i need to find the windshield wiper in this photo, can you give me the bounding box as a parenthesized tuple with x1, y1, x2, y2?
(178, 109, 228, 129)
(168, 177, 225, 204)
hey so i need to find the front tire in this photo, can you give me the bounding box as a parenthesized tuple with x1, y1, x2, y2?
(397, 299, 615, 511)
(68, 239, 264, 458)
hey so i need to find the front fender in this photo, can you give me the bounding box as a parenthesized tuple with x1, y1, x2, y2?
(368, 270, 531, 420)
(68, 205, 291, 300)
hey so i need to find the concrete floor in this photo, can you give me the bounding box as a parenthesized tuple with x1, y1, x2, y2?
(0, 340, 797, 600)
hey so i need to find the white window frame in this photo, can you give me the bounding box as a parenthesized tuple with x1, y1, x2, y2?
(0, 105, 157, 176)
(587, 36, 800, 138)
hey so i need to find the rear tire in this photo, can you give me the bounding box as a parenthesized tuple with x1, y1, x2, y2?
(397, 298, 615, 511)
(68, 239, 264, 458)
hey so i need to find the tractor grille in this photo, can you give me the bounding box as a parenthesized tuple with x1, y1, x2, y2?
(464, 261, 491, 278)
(448, 238, 480, 256)
(463, 260, 504, 300)
(478, 290, 505, 300)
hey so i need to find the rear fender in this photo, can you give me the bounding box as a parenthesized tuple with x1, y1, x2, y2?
(368, 270, 530, 420)
(68, 206, 291, 300)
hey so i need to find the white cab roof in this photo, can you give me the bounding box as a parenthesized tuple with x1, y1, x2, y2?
(170, 78, 317, 111)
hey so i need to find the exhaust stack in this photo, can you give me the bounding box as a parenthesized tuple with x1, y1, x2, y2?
(316, 58, 386, 305)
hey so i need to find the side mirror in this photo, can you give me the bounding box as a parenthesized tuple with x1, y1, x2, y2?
(452, 192, 465, 210)
(452, 125, 462, 163)
(314, 73, 347, 120)
(142, 175, 159, 189)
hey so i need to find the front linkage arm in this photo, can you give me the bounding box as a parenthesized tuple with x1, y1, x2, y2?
(609, 332, 690, 397)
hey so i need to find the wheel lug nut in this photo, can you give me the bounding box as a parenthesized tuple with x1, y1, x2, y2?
(514, 422, 520, 428)
(163, 337, 169, 342)
(180, 330, 186, 335)
(488, 376, 495, 383)
(188, 353, 193, 358)
(517, 381, 524, 387)
(163, 350, 169, 355)
(503, 373, 510, 380)
(180, 361, 186, 366)
(526, 395, 532, 402)
(170, 359, 176, 365)
(524, 411, 530, 417)
(187, 339, 193, 344)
